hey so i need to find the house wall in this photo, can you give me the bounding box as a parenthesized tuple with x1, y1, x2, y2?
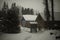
(21, 20, 26, 27)
(36, 14, 47, 29)
(25, 21, 38, 28)
(25, 21, 30, 28)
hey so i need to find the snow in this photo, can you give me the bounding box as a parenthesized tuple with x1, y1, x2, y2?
(23, 15, 37, 21)
(0, 27, 60, 40)
(30, 22, 38, 24)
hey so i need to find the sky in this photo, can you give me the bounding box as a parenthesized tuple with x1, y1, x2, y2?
(0, 0, 44, 13)
(0, 0, 60, 20)
(0, 0, 60, 12)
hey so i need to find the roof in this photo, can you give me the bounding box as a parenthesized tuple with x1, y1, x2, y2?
(23, 15, 37, 21)
(30, 22, 38, 24)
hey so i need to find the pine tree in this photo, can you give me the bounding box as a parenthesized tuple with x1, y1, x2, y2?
(8, 3, 20, 33)
(1, 2, 9, 32)
(22, 7, 24, 14)
(30, 9, 34, 15)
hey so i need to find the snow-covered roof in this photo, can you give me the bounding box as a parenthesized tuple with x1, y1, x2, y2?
(23, 15, 37, 21)
(30, 22, 38, 24)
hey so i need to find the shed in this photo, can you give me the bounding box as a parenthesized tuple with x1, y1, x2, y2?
(22, 14, 47, 30)
(22, 15, 38, 28)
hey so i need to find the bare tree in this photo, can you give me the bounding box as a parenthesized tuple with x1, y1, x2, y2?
(43, 0, 50, 29)
(51, 0, 55, 28)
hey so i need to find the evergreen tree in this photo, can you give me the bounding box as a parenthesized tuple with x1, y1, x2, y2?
(27, 8, 29, 14)
(22, 8, 34, 15)
(22, 7, 24, 14)
(30, 9, 34, 15)
(8, 3, 20, 33)
(0, 2, 8, 32)
(24, 8, 27, 14)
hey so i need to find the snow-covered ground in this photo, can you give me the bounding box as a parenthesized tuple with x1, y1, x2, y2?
(0, 27, 60, 40)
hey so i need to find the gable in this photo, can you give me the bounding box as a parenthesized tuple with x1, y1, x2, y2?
(36, 14, 44, 21)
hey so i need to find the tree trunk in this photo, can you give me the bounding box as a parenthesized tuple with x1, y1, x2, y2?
(44, 0, 50, 29)
(51, 0, 54, 29)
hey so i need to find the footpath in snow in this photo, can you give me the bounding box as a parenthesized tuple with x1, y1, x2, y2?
(0, 27, 60, 40)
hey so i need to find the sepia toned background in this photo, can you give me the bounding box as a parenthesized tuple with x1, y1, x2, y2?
(0, 0, 60, 20)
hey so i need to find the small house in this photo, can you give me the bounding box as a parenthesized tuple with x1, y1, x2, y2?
(22, 15, 38, 28)
(21, 14, 47, 30)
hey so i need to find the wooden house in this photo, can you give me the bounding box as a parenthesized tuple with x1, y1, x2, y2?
(21, 14, 47, 30)
(22, 15, 37, 27)
(36, 14, 47, 30)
